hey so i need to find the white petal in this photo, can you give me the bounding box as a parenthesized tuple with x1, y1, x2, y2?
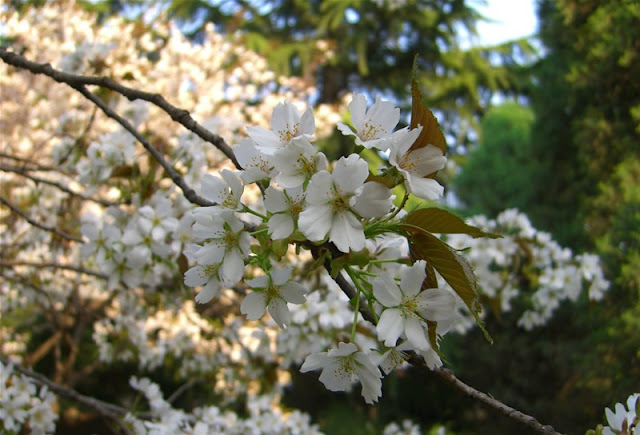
(406, 176, 444, 200)
(400, 261, 427, 297)
(389, 126, 422, 163)
(201, 173, 227, 204)
(240, 291, 268, 320)
(246, 274, 269, 289)
(319, 361, 353, 392)
(194, 242, 225, 264)
(184, 265, 209, 287)
(246, 126, 281, 154)
(406, 144, 447, 177)
(195, 278, 220, 304)
(268, 214, 294, 239)
(264, 186, 289, 213)
(372, 275, 403, 307)
(220, 169, 244, 200)
(368, 96, 400, 136)
(328, 342, 359, 357)
(353, 354, 382, 404)
(404, 316, 430, 351)
(329, 212, 365, 253)
(348, 94, 368, 132)
(299, 205, 333, 241)
(332, 154, 368, 194)
(376, 309, 404, 347)
(300, 351, 330, 372)
(304, 171, 333, 205)
(281, 282, 307, 304)
(220, 250, 244, 285)
(299, 107, 316, 136)
(416, 289, 456, 321)
(336, 122, 357, 138)
(270, 267, 293, 286)
(267, 297, 290, 328)
(353, 182, 392, 217)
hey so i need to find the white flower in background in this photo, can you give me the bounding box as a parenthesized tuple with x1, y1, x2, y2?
(264, 186, 305, 239)
(300, 342, 382, 404)
(100, 244, 148, 290)
(240, 266, 307, 328)
(373, 261, 455, 350)
(298, 154, 392, 253)
(246, 100, 315, 155)
(272, 137, 327, 188)
(603, 393, 639, 435)
(192, 208, 250, 286)
(337, 93, 400, 150)
(389, 126, 447, 200)
(234, 138, 276, 184)
(201, 169, 244, 210)
(81, 221, 120, 264)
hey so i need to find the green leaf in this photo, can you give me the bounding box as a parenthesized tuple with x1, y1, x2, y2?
(408, 231, 492, 343)
(404, 208, 501, 239)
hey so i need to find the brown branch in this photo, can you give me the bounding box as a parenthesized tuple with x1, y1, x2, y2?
(429, 364, 562, 434)
(0, 355, 133, 435)
(0, 196, 83, 242)
(0, 163, 115, 207)
(0, 152, 63, 172)
(0, 48, 239, 169)
(0, 260, 108, 280)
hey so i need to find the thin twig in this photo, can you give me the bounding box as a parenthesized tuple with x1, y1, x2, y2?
(0, 163, 115, 207)
(0, 196, 83, 242)
(0, 260, 108, 280)
(0, 355, 133, 435)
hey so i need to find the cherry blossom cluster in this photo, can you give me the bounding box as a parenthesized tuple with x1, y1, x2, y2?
(446, 209, 610, 330)
(0, 362, 58, 435)
(182, 95, 456, 404)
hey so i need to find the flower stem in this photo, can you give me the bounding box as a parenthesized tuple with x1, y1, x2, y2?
(386, 191, 409, 221)
(241, 204, 268, 220)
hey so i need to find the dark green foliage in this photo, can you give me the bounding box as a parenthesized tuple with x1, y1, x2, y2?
(527, 0, 640, 248)
(453, 102, 539, 217)
(80, 0, 536, 157)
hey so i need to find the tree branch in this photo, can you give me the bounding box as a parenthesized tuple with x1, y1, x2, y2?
(0, 355, 133, 435)
(0, 48, 239, 169)
(0, 163, 115, 207)
(0, 196, 83, 242)
(0, 260, 108, 280)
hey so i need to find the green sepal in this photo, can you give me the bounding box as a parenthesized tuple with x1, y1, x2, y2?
(271, 239, 289, 259)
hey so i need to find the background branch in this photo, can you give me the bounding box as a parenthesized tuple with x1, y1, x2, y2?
(0, 196, 83, 242)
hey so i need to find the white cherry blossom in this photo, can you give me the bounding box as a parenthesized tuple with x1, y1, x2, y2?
(272, 137, 327, 188)
(389, 126, 447, 200)
(337, 93, 400, 150)
(201, 169, 244, 210)
(264, 186, 305, 240)
(298, 154, 392, 253)
(373, 261, 455, 350)
(234, 138, 275, 184)
(246, 100, 315, 155)
(300, 342, 382, 404)
(191, 208, 250, 286)
(240, 266, 307, 328)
